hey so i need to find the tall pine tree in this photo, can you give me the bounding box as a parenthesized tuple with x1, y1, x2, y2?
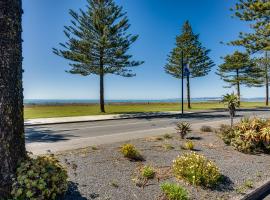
(230, 0, 270, 105)
(53, 0, 143, 113)
(254, 52, 270, 105)
(165, 21, 214, 109)
(230, 0, 270, 53)
(217, 51, 262, 103)
(0, 0, 26, 197)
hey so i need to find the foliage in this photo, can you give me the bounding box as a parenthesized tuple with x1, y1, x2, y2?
(230, 0, 270, 53)
(217, 51, 262, 97)
(200, 125, 213, 132)
(120, 144, 142, 160)
(218, 117, 270, 153)
(184, 141, 194, 150)
(11, 155, 68, 200)
(222, 93, 240, 127)
(141, 165, 155, 179)
(165, 21, 214, 108)
(176, 122, 192, 139)
(172, 153, 221, 187)
(163, 143, 175, 150)
(53, 0, 143, 112)
(160, 182, 189, 200)
(163, 133, 173, 139)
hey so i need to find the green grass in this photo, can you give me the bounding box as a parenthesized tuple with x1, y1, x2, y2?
(24, 102, 267, 119)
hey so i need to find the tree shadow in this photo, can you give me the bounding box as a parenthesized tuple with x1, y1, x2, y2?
(211, 175, 235, 192)
(25, 126, 79, 143)
(63, 182, 88, 200)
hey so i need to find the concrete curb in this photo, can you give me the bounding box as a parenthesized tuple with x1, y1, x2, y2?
(239, 179, 270, 200)
(24, 112, 183, 126)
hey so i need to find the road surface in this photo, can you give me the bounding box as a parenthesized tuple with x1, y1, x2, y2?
(26, 108, 270, 154)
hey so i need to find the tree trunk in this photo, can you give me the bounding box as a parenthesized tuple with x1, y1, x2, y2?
(266, 51, 269, 106)
(186, 74, 191, 109)
(0, 0, 26, 197)
(236, 69, 240, 106)
(99, 50, 105, 113)
(266, 74, 269, 106)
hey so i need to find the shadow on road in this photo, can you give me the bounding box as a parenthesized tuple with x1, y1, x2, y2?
(25, 127, 79, 143)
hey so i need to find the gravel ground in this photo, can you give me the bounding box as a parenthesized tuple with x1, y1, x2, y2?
(56, 130, 270, 200)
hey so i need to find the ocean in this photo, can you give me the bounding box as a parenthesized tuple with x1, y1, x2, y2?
(24, 97, 266, 105)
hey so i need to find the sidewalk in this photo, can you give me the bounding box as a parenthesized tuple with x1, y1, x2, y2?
(24, 111, 185, 126)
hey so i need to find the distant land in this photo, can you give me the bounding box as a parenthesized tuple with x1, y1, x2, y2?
(24, 97, 266, 105)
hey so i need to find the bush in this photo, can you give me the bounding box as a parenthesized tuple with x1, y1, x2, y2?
(120, 144, 142, 160)
(160, 182, 189, 200)
(163, 133, 173, 139)
(184, 141, 194, 150)
(172, 153, 221, 187)
(218, 118, 270, 153)
(176, 122, 192, 139)
(141, 165, 155, 179)
(200, 125, 213, 132)
(11, 155, 68, 200)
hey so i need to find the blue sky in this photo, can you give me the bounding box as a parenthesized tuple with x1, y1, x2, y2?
(22, 0, 264, 100)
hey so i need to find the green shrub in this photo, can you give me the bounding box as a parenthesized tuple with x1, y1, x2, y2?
(163, 133, 173, 139)
(163, 143, 175, 150)
(218, 118, 270, 153)
(11, 155, 68, 200)
(141, 165, 155, 179)
(160, 182, 189, 200)
(184, 141, 194, 150)
(200, 125, 213, 132)
(120, 144, 142, 160)
(176, 122, 192, 139)
(172, 153, 221, 187)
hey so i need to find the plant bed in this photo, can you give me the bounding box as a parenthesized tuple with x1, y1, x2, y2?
(56, 130, 270, 200)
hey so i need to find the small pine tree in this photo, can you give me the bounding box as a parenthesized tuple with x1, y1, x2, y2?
(53, 0, 143, 113)
(217, 51, 262, 104)
(165, 21, 214, 109)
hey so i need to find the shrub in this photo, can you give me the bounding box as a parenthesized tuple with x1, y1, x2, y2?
(141, 165, 155, 179)
(184, 141, 194, 150)
(120, 144, 142, 160)
(160, 182, 189, 200)
(163, 143, 175, 150)
(176, 122, 192, 139)
(172, 153, 221, 187)
(11, 155, 68, 200)
(218, 118, 270, 153)
(163, 133, 173, 139)
(200, 125, 213, 132)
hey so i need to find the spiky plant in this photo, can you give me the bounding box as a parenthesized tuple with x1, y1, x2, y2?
(221, 93, 240, 127)
(260, 127, 270, 147)
(176, 122, 192, 139)
(244, 129, 260, 144)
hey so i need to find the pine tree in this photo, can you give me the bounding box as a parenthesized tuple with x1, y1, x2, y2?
(230, 0, 270, 53)
(230, 0, 270, 105)
(0, 0, 26, 197)
(165, 21, 214, 109)
(53, 0, 143, 113)
(217, 51, 262, 103)
(255, 52, 270, 105)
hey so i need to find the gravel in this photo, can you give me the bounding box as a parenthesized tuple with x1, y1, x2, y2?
(56, 130, 270, 200)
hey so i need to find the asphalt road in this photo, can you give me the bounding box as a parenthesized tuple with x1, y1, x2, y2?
(26, 108, 270, 154)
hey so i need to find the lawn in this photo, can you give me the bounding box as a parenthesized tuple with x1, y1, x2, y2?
(24, 101, 267, 119)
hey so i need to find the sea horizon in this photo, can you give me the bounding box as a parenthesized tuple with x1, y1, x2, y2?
(24, 97, 267, 105)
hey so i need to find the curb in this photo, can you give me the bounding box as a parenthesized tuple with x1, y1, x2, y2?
(240, 179, 270, 200)
(24, 112, 184, 127)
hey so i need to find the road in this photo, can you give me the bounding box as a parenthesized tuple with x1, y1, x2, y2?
(26, 108, 270, 154)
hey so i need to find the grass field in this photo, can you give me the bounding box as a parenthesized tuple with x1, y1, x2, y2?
(24, 101, 268, 119)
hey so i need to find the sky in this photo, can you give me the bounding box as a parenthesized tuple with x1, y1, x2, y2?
(22, 0, 265, 100)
